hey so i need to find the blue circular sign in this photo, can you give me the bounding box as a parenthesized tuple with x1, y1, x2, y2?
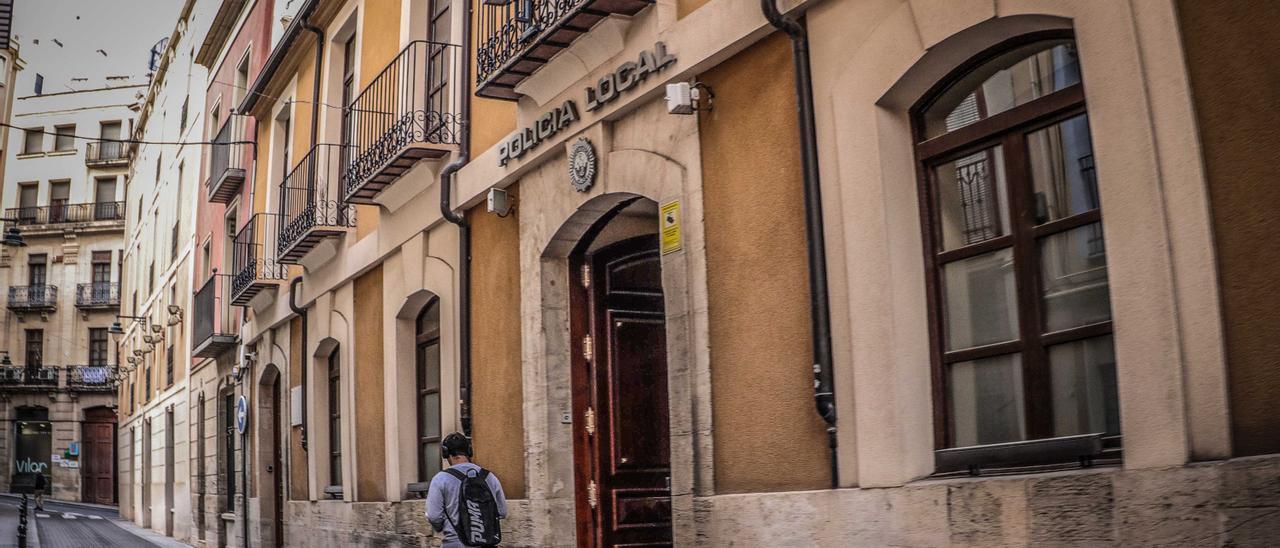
(236, 395, 248, 434)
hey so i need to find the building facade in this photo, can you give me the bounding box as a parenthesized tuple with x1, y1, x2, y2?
(115, 0, 215, 541)
(0, 66, 132, 503)
(127, 0, 1280, 546)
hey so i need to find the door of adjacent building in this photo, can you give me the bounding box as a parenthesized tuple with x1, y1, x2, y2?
(81, 407, 117, 504)
(571, 234, 673, 547)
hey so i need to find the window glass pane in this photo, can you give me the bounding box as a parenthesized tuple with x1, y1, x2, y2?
(55, 126, 74, 151)
(949, 353, 1025, 447)
(934, 146, 1010, 250)
(23, 129, 41, 153)
(1040, 222, 1111, 332)
(923, 40, 1081, 139)
(423, 441, 442, 479)
(1027, 114, 1099, 224)
(1049, 335, 1119, 437)
(420, 392, 441, 439)
(424, 342, 440, 389)
(944, 248, 1018, 350)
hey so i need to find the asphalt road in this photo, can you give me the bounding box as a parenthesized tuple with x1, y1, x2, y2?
(0, 496, 161, 548)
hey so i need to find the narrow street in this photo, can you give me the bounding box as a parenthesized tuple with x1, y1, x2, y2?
(0, 496, 184, 548)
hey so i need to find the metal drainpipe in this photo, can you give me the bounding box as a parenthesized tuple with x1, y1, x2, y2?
(439, 1, 474, 437)
(761, 0, 838, 488)
(289, 276, 307, 452)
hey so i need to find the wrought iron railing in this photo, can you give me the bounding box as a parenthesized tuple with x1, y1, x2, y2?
(5, 201, 124, 225)
(231, 213, 287, 303)
(194, 274, 235, 345)
(66, 365, 115, 390)
(85, 141, 129, 165)
(340, 40, 461, 202)
(7, 285, 57, 311)
(207, 114, 252, 203)
(75, 282, 120, 309)
(0, 367, 60, 387)
(476, 0, 652, 96)
(277, 144, 355, 260)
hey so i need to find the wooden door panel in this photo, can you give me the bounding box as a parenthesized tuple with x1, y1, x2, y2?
(607, 315, 669, 475)
(82, 421, 115, 504)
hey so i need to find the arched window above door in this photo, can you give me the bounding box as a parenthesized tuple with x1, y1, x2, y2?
(914, 35, 1119, 462)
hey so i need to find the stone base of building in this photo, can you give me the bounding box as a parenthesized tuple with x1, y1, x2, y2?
(235, 455, 1280, 547)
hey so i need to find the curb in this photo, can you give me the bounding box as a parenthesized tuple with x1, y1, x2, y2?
(0, 494, 117, 513)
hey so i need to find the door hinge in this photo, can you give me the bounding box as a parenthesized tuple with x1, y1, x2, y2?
(580, 264, 591, 288)
(582, 335, 593, 361)
(584, 407, 596, 436)
(587, 480, 598, 509)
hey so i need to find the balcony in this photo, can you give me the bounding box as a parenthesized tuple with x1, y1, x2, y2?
(207, 114, 252, 204)
(7, 285, 57, 312)
(476, 0, 654, 100)
(5, 201, 125, 226)
(85, 141, 129, 167)
(75, 282, 120, 310)
(192, 274, 238, 359)
(340, 41, 461, 204)
(230, 213, 287, 306)
(65, 365, 116, 391)
(0, 367, 60, 389)
(276, 144, 355, 264)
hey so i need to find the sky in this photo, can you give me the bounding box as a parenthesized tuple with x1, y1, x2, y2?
(12, 0, 184, 94)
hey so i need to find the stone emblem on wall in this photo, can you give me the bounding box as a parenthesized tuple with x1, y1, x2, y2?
(569, 137, 597, 192)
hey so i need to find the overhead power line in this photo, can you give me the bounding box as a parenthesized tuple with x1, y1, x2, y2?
(0, 122, 254, 148)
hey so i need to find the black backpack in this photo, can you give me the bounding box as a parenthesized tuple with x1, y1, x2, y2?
(444, 467, 502, 546)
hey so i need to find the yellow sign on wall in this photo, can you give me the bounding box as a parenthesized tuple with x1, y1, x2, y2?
(660, 200, 682, 255)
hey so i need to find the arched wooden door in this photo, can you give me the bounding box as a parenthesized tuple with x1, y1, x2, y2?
(571, 234, 673, 547)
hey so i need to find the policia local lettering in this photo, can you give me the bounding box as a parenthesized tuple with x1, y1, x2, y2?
(498, 42, 677, 167)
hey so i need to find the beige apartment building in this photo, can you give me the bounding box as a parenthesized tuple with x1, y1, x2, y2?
(0, 74, 129, 504)
(127, 0, 1280, 546)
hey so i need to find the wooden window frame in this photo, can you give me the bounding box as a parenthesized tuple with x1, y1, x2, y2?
(912, 31, 1116, 452)
(415, 298, 442, 482)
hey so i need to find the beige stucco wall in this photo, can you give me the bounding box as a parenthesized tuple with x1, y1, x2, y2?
(697, 31, 831, 494)
(353, 264, 387, 501)
(467, 186, 527, 498)
(1175, 0, 1280, 457)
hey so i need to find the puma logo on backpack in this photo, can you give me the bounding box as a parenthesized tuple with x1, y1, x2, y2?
(445, 468, 502, 546)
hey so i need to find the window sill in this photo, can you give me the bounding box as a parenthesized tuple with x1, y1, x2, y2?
(933, 433, 1111, 476)
(323, 485, 343, 500)
(47, 150, 76, 157)
(406, 482, 430, 499)
(16, 152, 44, 159)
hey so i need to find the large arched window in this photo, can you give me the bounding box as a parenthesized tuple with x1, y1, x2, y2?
(416, 298, 442, 481)
(915, 36, 1119, 455)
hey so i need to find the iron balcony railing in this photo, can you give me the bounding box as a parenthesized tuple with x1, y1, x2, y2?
(7, 285, 57, 311)
(277, 144, 355, 263)
(85, 141, 129, 166)
(75, 282, 120, 309)
(0, 367, 60, 388)
(341, 40, 461, 204)
(66, 365, 116, 391)
(5, 201, 125, 225)
(193, 273, 239, 358)
(476, 0, 653, 99)
(207, 114, 252, 204)
(231, 213, 288, 306)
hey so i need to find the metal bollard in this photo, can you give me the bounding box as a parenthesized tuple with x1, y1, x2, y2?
(18, 493, 27, 548)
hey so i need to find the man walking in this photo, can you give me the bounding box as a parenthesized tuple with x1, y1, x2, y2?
(426, 433, 508, 547)
(33, 470, 46, 510)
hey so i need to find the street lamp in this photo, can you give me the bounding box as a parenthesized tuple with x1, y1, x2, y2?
(1, 226, 25, 247)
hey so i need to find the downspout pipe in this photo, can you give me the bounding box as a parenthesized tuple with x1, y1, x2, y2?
(761, 0, 838, 488)
(439, 1, 474, 437)
(301, 22, 325, 154)
(289, 276, 308, 452)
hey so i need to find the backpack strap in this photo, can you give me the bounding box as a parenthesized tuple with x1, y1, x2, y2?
(476, 468, 490, 481)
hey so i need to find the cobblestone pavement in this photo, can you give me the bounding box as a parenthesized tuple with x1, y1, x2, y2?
(0, 495, 164, 547)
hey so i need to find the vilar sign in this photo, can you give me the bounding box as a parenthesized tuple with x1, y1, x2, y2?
(498, 42, 677, 167)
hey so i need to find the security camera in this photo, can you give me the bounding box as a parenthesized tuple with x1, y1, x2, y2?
(666, 82, 713, 115)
